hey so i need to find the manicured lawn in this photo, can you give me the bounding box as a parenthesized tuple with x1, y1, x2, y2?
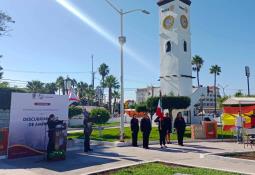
(67, 126, 233, 142)
(101, 163, 239, 175)
(69, 122, 120, 129)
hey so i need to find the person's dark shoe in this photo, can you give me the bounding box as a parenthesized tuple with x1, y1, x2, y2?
(160, 145, 163, 149)
(88, 149, 93, 152)
(84, 150, 88, 152)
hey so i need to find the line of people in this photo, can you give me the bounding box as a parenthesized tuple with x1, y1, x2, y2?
(130, 112, 186, 149)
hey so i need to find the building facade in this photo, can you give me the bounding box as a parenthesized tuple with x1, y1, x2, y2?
(136, 87, 160, 104)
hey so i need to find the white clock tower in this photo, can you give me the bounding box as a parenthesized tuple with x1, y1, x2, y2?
(157, 0, 192, 97)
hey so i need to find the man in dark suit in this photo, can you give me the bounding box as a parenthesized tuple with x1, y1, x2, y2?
(140, 114, 152, 149)
(130, 115, 139, 147)
(154, 116, 167, 148)
(83, 108, 93, 152)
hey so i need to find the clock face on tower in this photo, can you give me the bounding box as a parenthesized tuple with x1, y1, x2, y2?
(180, 15, 188, 29)
(163, 15, 174, 30)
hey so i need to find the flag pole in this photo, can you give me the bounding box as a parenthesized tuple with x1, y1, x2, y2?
(160, 90, 162, 131)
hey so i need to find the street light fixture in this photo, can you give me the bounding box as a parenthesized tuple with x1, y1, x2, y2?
(105, 0, 150, 142)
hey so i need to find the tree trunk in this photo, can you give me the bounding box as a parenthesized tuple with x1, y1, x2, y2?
(113, 97, 116, 113)
(197, 70, 200, 87)
(108, 87, 112, 114)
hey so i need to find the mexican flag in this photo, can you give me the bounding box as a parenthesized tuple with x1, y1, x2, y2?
(156, 98, 163, 120)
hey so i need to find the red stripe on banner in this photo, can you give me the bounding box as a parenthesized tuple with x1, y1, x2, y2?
(223, 123, 252, 131)
(224, 106, 255, 114)
(223, 125, 235, 131)
(8, 145, 44, 159)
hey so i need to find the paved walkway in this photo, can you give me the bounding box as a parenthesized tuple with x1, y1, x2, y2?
(0, 141, 254, 175)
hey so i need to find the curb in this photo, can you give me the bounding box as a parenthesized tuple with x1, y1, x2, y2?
(84, 159, 252, 175)
(71, 138, 236, 147)
(200, 151, 255, 165)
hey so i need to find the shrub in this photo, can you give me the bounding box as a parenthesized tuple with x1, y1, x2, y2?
(147, 96, 191, 113)
(135, 103, 147, 112)
(68, 106, 83, 119)
(89, 108, 110, 125)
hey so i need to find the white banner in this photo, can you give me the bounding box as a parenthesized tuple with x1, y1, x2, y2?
(8, 93, 68, 159)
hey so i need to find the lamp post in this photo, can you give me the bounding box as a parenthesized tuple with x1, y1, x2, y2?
(105, 0, 150, 142)
(245, 66, 250, 96)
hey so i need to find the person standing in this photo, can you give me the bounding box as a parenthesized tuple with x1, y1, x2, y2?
(130, 115, 139, 147)
(165, 112, 173, 144)
(83, 108, 93, 152)
(140, 114, 152, 149)
(154, 115, 167, 148)
(174, 112, 186, 146)
(235, 111, 245, 143)
(47, 114, 63, 160)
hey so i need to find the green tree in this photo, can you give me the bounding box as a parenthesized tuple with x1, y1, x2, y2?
(234, 90, 244, 97)
(0, 81, 9, 88)
(210, 65, 222, 114)
(44, 83, 57, 94)
(26, 80, 44, 93)
(104, 75, 119, 113)
(147, 96, 191, 113)
(71, 78, 77, 88)
(0, 11, 15, 37)
(98, 63, 110, 87)
(77, 81, 88, 98)
(192, 55, 204, 87)
(85, 85, 96, 105)
(217, 96, 229, 109)
(56, 76, 65, 95)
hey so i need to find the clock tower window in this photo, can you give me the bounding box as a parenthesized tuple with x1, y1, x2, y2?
(166, 41, 172, 53)
(184, 41, 187, 52)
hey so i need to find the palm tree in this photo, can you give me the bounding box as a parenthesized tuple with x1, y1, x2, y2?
(71, 78, 77, 88)
(77, 81, 88, 98)
(56, 76, 65, 95)
(44, 83, 57, 94)
(26, 80, 44, 93)
(192, 55, 204, 87)
(98, 63, 110, 86)
(104, 75, 119, 113)
(112, 90, 120, 112)
(210, 65, 221, 115)
(85, 85, 95, 105)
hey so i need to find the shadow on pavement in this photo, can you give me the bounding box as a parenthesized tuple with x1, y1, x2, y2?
(0, 146, 142, 173)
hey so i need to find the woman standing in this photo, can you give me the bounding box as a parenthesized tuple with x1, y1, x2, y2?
(140, 114, 152, 149)
(174, 112, 186, 146)
(165, 113, 173, 144)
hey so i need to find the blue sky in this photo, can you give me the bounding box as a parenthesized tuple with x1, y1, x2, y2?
(0, 0, 255, 99)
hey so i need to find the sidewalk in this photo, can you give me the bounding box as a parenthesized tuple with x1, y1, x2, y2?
(0, 141, 254, 175)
